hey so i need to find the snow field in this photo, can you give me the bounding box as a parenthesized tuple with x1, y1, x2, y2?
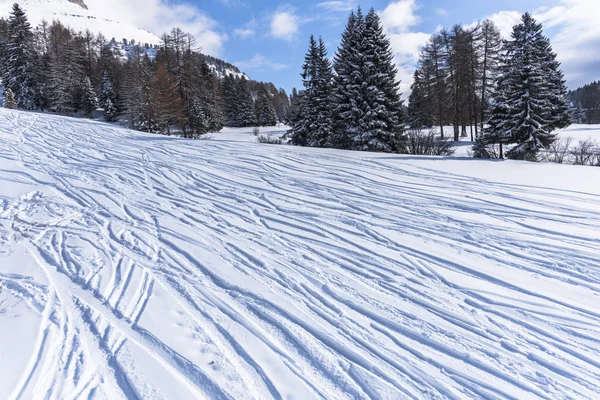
(1, 109, 600, 399)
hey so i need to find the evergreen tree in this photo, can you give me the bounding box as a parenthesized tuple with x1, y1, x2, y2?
(331, 9, 364, 149)
(99, 71, 118, 121)
(476, 13, 571, 160)
(291, 35, 318, 146)
(273, 88, 290, 123)
(104, 98, 118, 122)
(2, 4, 38, 109)
(288, 87, 302, 124)
(187, 61, 223, 136)
(407, 70, 430, 128)
(255, 86, 277, 126)
(332, 8, 404, 152)
(125, 52, 155, 132)
(81, 76, 97, 118)
(198, 60, 224, 132)
(221, 74, 238, 126)
(309, 37, 334, 146)
(291, 36, 333, 146)
(235, 76, 255, 127)
(4, 88, 16, 109)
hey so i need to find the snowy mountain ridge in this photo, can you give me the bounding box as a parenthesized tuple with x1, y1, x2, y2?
(0, 0, 161, 45)
(0, 0, 246, 79)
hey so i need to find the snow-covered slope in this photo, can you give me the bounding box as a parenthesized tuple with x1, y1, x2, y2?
(0, 0, 161, 45)
(1, 110, 600, 399)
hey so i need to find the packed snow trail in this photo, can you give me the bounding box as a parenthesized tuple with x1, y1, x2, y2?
(1, 110, 600, 400)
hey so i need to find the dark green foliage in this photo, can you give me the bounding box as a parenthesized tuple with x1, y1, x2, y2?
(331, 8, 405, 152)
(291, 35, 333, 147)
(477, 13, 571, 160)
(1, 4, 38, 109)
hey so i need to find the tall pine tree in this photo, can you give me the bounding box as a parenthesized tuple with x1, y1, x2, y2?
(476, 13, 571, 160)
(332, 8, 404, 152)
(235, 76, 255, 127)
(81, 76, 98, 118)
(2, 4, 38, 109)
(331, 9, 364, 149)
(291, 35, 333, 147)
(255, 86, 277, 127)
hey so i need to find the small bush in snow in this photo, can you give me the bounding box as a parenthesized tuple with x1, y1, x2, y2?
(257, 134, 282, 144)
(570, 139, 599, 166)
(252, 127, 260, 136)
(540, 138, 600, 167)
(543, 137, 572, 164)
(406, 130, 455, 156)
(4, 88, 16, 109)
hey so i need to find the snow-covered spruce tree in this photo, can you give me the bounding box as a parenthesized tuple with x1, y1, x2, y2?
(235, 76, 255, 127)
(255, 86, 277, 127)
(332, 8, 405, 152)
(198, 60, 224, 133)
(291, 35, 333, 147)
(187, 61, 223, 136)
(81, 76, 98, 118)
(476, 13, 571, 160)
(221, 74, 238, 126)
(331, 9, 363, 149)
(290, 35, 318, 146)
(1, 4, 38, 110)
(310, 37, 334, 146)
(99, 71, 118, 121)
(4, 88, 17, 109)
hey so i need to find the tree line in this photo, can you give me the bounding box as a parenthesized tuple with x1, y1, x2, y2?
(570, 81, 600, 124)
(408, 20, 504, 142)
(290, 9, 571, 161)
(408, 13, 572, 160)
(0, 3, 291, 137)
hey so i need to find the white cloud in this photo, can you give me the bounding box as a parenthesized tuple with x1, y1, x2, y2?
(380, 0, 420, 33)
(235, 54, 289, 71)
(435, 8, 448, 16)
(234, 28, 255, 39)
(476, 10, 521, 38)
(379, 0, 430, 97)
(476, 0, 600, 89)
(270, 8, 300, 41)
(316, 1, 356, 13)
(85, 0, 227, 55)
(534, 0, 600, 88)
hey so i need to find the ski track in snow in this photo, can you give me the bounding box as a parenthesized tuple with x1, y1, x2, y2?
(1, 109, 600, 399)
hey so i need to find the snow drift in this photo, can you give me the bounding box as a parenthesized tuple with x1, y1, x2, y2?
(1, 109, 600, 399)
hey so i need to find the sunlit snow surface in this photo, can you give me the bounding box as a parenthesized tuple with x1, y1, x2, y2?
(1, 110, 600, 399)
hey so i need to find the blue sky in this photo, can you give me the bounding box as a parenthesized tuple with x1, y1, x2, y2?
(147, 0, 600, 95)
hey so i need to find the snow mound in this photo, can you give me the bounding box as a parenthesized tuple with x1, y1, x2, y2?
(1, 109, 600, 399)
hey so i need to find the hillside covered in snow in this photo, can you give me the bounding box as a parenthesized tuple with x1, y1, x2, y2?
(0, 0, 160, 45)
(1, 110, 600, 399)
(0, 0, 245, 79)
